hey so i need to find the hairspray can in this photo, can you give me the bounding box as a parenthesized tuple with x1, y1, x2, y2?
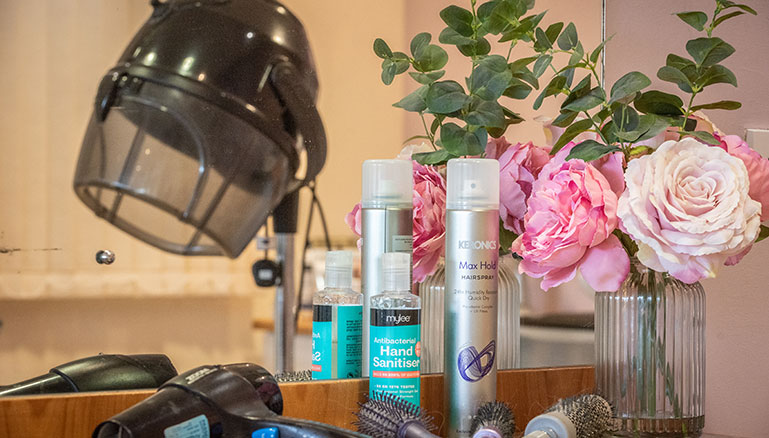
(361, 159, 413, 377)
(444, 158, 500, 438)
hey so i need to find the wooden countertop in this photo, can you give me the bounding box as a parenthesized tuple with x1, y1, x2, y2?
(0, 366, 593, 437)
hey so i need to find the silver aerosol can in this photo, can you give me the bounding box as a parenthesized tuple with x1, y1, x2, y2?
(361, 159, 413, 377)
(444, 158, 500, 438)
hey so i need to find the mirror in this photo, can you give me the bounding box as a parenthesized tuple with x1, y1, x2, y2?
(0, 0, 603, 388)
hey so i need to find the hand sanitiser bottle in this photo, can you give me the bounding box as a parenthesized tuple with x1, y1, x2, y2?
(370, 252, 421, 405)
(311, 251, 362, 380)
(361, 159, 413, 377)
(444, 158, 500, 438)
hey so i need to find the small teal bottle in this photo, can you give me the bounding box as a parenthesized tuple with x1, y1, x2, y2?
(369, 252, 421, 404)
(311, 251, 362, 380)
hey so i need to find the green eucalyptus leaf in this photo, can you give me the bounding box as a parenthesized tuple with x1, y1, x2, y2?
(502, 79, 533, 99)
(534, 27, 552, 51)
(533, 75, 567, 110)
(690, 100, 742, 111)
(393, 57, 410, 76)
(381, 60, 396, 85)
(590, 35, 613, 63)
(551, 111, 579, 128)
(713, 10, 746, 28)
(563, 87, 605, 112)
(601, 120, 618, 144)
(513, 67, 539, 89)
(634, 90, 684, 116)
(657, 66, 694, 93)
(593, 107, 612, 124)
(426, 80, 470, 114)
(486, 1, 519, 34)
(465, 100, 506, 128)
(561, 75, 592, 107)
(441, 123, 486, 156)
(696, 64, 738, 88)
(409, 70, 446, 85)
(440, 5, 474, 37)
(556, 22, 578, 50)
(615, 113, 666, 142)
(551, 118, 594, 153)
(566, 140, 621, 162)
(410, 32, 431, 58)
(373, 38, 393, 59)
(470, 55, 512, 100)
(430, 115, 445, 134)
(756, 224, 769, 243)
(414, 45, 449, 72)
(726, 3, 758, 15)
(509, 56, 538, 71)
(686, 37, 735, 68)
(609, 71, 651, 104)
(545, 22, 565, 44)
(533, 54, 553, 78)
(393, 85, 428, 112)
(439, 27, 477, 45)
(413, 149, 453, 165)
(459, 37, 492, 57)
(520, 11, 547, 31)
(613, 104, 640, 132)
(682, 130, 721, 145)
(561, 68, 575, 89)
(675, 11, 708, 31)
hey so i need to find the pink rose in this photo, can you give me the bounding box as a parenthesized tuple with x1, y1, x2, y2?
(713, 132, 769, 220)
(618, 138, 761, 283)
(412, 162, 447, 283)
(511, 143, 630, 291)
(486, 137, 550, 234)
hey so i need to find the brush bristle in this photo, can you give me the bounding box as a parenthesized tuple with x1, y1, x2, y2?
(470, 401, 515, 438)
(274, 369, 312, 383)
(546, 394, 611, 438)
(353, 392, 437, 438)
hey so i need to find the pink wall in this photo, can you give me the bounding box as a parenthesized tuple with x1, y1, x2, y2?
(605, 2, 769, 437)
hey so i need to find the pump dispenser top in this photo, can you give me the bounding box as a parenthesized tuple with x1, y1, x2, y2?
(382, 252, 411, 292)
(446, 159, 499, 210)
(361, 160, 413, 209)
(324, 251, 353, 289)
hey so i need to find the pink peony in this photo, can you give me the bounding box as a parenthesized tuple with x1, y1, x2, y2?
(511, 143, 630, 291)
(712, 132, 769, 220)
(412, 162, 447, 283)
(618, 138, 761, 283)
(344, 161, 447, 283)
(345, 203, 362, 249)
(486, 137, 550, 234)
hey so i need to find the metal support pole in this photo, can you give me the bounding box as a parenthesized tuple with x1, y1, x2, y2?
(274, 232, 296, 373)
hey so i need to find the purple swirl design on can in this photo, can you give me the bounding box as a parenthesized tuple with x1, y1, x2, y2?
(457, 340, 496, 382)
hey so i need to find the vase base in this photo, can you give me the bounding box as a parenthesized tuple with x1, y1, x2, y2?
(606, 415, 704, 438)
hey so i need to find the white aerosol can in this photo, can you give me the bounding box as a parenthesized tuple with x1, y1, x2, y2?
(361, 159, 413, 377)
(444, 158, 500, 438)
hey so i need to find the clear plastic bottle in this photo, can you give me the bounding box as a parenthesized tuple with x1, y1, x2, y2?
(369, 252, 421, 405)
(311, 251, 362, 380)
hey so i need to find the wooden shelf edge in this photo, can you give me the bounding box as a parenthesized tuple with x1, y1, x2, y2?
(0, 366, 594, 438)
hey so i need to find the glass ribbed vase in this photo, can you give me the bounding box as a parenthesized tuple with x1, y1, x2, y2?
(595, 259, 705, 437)
(419, 256, 521, 373)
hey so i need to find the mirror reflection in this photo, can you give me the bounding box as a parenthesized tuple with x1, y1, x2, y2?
(0, 0, 602, 390)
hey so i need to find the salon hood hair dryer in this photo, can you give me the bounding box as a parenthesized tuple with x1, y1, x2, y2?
(73, 0, 326, 371)
(93, 363, 366, 438)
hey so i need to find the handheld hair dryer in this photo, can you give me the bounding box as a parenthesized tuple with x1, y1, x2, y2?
(0, 354, 177, 396)
(93, 363, 367, 438)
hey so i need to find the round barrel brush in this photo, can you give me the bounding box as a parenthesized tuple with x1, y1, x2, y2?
(353, 391, 440, 438)
(523, 394, 612, 438)
(471, 401, 516, 438)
